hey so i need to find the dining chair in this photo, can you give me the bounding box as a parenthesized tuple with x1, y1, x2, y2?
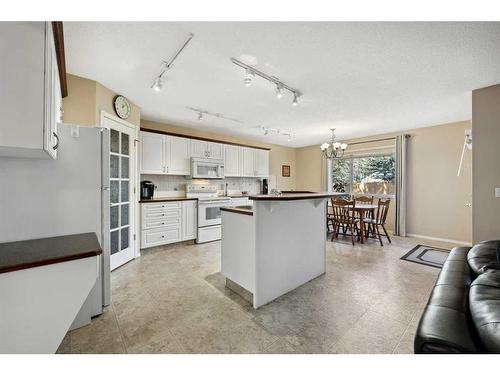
(327, 199, 335, 232)
(354, 195, 374, 204)
(331, 199, 360, 245)
(363, 198, 391, 246)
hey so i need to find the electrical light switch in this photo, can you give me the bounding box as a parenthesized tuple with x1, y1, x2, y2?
(495, 188, 500, 198)
(70, 126, 80, 138)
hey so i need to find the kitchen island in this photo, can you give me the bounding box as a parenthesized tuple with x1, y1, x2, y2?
(221, 192, 338, 308)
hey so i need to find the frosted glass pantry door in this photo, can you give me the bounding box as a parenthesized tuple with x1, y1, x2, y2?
(103, 115, 136, 271)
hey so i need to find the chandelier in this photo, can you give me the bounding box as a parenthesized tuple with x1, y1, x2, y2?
(320, 128, 348, 159)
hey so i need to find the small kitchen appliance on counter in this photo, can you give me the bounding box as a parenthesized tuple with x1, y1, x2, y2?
(140, 181, 155, 200)
(262, 178, 269, 194)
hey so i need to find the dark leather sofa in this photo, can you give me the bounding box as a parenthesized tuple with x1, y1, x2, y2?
(414, 240, 500, 353)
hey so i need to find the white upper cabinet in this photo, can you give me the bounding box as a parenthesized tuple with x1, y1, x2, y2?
(140, 132, 191, 175)
(166, 136, 190, 175)
(190, 139, 207, 158)
(224, 145, 241, 177)
(206, 142, 224, 159)
(140, 132, 165, 174)
(241, 147, 255, 177)
(190, 139, 224, 159)
(0, 22, 61, 159)
(254, 149, 270, 177)
(139, 130, 269, 178)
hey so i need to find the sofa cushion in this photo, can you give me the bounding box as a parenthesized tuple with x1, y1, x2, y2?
(469, 270, 500, 353)
(427, 284, 468, 313)
(467, 243, 499, 275)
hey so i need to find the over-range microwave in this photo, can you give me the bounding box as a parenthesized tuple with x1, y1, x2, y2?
(190, 157, 225, 179)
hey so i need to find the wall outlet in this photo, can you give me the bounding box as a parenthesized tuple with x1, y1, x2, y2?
(495, 188, 500, 198)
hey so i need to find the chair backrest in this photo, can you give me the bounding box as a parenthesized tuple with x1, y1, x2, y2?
(331, 199, 356, 222)
(354, 195, 374, 205)
(375, 198, 391, 224)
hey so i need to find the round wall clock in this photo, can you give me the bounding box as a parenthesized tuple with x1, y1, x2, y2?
(113, 95, 131, 120)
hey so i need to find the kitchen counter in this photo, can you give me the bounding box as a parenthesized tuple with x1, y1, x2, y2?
(220, 206, 253, 216)
(139, 195, 253, 203)
(139, 197, 198, 203)
(249, 192, 342, 201)
(221, 193, 331, 308)
(0, 232, 102, 274)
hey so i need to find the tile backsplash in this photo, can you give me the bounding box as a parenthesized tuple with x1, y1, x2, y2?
(141, 175, 262, 196)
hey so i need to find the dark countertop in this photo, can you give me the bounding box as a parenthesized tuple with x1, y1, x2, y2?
(0, 232, 102, 274)
(139, 197, 198, 203)
(249, 192, 342, 201)
(140, 195, 252, 203)
(221, 206, 254, 216)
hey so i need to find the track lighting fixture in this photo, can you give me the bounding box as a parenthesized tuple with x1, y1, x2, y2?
(275, 84, 283, 99)
(260, 126, 294, 141)
(152, 77, 163, 92)
(186, 107, 242, 124)
(243, 69, 253, 87)
(231, 58, 302, 106)
(150, 33, 194, 92)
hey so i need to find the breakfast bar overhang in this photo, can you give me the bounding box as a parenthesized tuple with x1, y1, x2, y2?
(221, 193, 338, 308)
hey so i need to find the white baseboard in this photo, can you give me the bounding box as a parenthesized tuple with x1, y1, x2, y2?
(406, 233, 472, 247)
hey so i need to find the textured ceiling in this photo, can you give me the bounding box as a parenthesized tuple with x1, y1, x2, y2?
(64, 22, 500, 147)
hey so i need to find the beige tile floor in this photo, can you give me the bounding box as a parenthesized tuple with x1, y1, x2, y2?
(57, 235, 456, 354)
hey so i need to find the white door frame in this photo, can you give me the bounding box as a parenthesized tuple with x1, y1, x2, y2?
(100, 110, 140, 265)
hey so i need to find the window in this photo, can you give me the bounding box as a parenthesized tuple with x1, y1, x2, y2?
(332, 153, 396, 197)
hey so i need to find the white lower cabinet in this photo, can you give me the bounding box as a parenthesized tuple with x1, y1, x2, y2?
(141, 200, 197, 249)
(182, 200, 197, 240)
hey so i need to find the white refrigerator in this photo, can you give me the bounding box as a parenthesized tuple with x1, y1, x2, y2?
(0, 124, 111, 325)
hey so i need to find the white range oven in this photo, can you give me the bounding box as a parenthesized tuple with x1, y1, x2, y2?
(186, 184, 231, 244)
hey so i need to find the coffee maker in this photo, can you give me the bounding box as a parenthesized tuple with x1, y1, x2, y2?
(262, 178, 269, 194)
(140, 181, 155, 200)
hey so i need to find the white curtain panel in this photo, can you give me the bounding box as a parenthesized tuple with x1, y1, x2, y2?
(395, 135, 409, 236)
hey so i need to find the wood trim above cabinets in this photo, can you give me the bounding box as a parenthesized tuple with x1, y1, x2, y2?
(51, 21, 68, 98)
(140, 128, 271, 151)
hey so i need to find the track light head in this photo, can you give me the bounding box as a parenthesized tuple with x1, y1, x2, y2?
(243, 69, 253, 86)
(275, 84, 283, 99)
(292, 93, 299, 106)
(198, 112, 203, 121)
(152, 77, 163, 92)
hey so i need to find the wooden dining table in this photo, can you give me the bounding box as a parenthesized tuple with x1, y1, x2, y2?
(331, 203, 378, 244)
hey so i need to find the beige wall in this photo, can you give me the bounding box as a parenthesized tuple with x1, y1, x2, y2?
(62, 74, 141, 127)
(141, 119, 297, 191)
(62, 74, 96, 126)
(296, 121, 472, 243)
(472, 84, 500, 243)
